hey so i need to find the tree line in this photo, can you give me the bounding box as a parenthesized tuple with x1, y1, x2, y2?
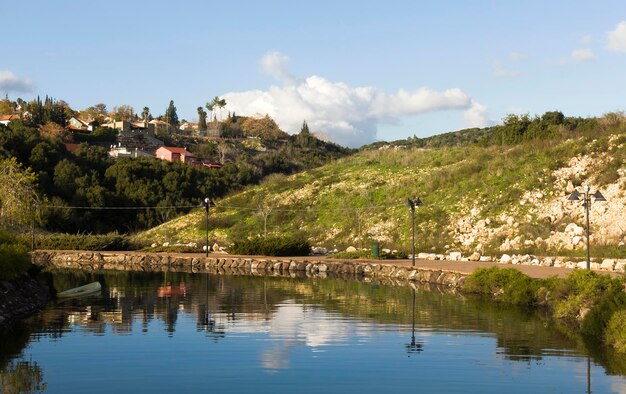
(0, 120, 351, 234)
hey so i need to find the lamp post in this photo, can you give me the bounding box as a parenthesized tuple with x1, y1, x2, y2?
(567, 185, 606, 270)
(405, 197, 423, 267)
(202, 197, 211, 257)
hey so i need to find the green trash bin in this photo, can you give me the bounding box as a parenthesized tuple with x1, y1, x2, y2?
(372, 242, 380, 259)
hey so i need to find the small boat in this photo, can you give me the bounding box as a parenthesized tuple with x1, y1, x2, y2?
(57, 282, 102, 299)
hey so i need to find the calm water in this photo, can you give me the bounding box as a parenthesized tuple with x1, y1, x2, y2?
(1, 270, 626, 393)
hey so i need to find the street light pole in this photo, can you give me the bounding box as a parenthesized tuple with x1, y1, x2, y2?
(405, 197, 423, 267)
(567, 185, 606, 270)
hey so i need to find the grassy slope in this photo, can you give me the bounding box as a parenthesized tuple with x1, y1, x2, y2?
(134, 126, 626, 257)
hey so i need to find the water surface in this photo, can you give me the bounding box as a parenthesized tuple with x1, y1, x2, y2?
(1, 270, 625, 393)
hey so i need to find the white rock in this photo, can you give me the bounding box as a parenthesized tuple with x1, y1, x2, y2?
(572, 236, 583, 246)
(151, 243, 157, 248)
(615, 262, 625, 273)
(162, 242, 170, 247)
(468, 252, 481, 261)
(601, 259, 616, 271)
(449, 252, 462, 261)
(500, 254, 512, 263)
(212, 243, 220, 251)
(417, 252, 430, 259)
(346, 246, 357, 252)
(591, 262, 601, 270)
(577, 261, 589, 269)
(479, 256, 492, 262)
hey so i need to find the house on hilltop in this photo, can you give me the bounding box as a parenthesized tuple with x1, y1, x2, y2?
(156, 146, 196, 164)
(68, 117, 97, 132)
(0, 114, 21, 126)
(103, 120, 155, 135)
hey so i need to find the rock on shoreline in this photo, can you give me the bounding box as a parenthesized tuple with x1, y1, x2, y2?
(0, 275, 51, 331)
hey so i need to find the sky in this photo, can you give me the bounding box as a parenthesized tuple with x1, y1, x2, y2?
(2, 0, 626, 147)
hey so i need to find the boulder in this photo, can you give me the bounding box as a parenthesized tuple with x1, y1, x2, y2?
(448, 252, 462, 261)
(500, 254, 512, 263)
(479, 256, 492, 262)
(346, 246, 357, 252)
(468, 252, 481, 261)
(601, 259, 616, 271)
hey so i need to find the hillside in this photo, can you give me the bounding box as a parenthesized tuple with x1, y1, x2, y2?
(136, 113, 626, 258)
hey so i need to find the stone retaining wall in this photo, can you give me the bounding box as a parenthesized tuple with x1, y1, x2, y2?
(31, 251, 468, 288)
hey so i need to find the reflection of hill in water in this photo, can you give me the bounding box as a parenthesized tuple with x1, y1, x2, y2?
(5, 269, 626, 375)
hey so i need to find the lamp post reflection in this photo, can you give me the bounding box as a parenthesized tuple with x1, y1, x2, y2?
(405, 288, 423, 355)
(203, 273, 215, 330)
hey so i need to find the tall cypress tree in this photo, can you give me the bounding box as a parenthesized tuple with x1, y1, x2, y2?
(197, 107, 207, 131)
(165, 100, 179, 126)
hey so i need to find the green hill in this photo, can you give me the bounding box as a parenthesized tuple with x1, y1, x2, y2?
(135, 112, 626, 258)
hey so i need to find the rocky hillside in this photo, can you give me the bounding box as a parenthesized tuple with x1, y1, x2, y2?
(135, 114, 626, 259)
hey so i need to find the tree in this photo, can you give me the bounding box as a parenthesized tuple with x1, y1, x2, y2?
(141, 107, 150, 124)
(240, 115, 288, 140)
(39, 122, 71, 141)
(165, 100, 179, 127)
(111, 105, 135, 121)
(0, 157, 43, 228)
(0, 95, 14, 114)
(207, 96, 227, 121)
(81, 103, 108, 121)
(300, 120, 310, 135)
(197, 106, 207, 131)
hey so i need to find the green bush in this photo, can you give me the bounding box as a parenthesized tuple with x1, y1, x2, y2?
(33, 233, 131, 251)
(139, 245, 200, 253)
(230, 236, 310, 256)
(463, 267, 540, 306)
(0, 229, 32, 280)
(606, 310, 626, 353)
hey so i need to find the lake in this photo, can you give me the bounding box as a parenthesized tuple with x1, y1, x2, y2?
(1, 269, 625, 393)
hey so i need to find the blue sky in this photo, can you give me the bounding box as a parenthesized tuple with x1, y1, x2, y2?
(2, 0, 626, 146)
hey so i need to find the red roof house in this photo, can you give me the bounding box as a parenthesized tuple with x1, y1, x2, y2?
(155, 146, 196, 164)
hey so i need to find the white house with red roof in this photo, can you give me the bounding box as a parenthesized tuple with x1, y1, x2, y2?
(155, 146, 196, 164)
(0, 114, 21, 126)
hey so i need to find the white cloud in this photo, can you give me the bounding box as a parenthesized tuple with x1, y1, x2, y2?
(0, 71, 34, 93)
(492, 60, 520, 78)
(222, 52, 490, 147)
(571, 48, 596, 62)
(607, 21, 626, 52)
(464, 100, 493, 128)
(259, 51, 296, 85)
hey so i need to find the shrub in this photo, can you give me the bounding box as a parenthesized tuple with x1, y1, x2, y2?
(32, 233, 130, 251)
(463, 267, 540, 306)
(0, 229, 32, 280)
(606, 310, 626, 353)
(580, 278, 626, 338)
(139, 245, 200, 253)
(230, 236, 310, 256)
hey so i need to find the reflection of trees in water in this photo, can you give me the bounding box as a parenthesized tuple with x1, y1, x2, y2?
(3, 269, 625, 375)
(0, 360, 46, 393)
